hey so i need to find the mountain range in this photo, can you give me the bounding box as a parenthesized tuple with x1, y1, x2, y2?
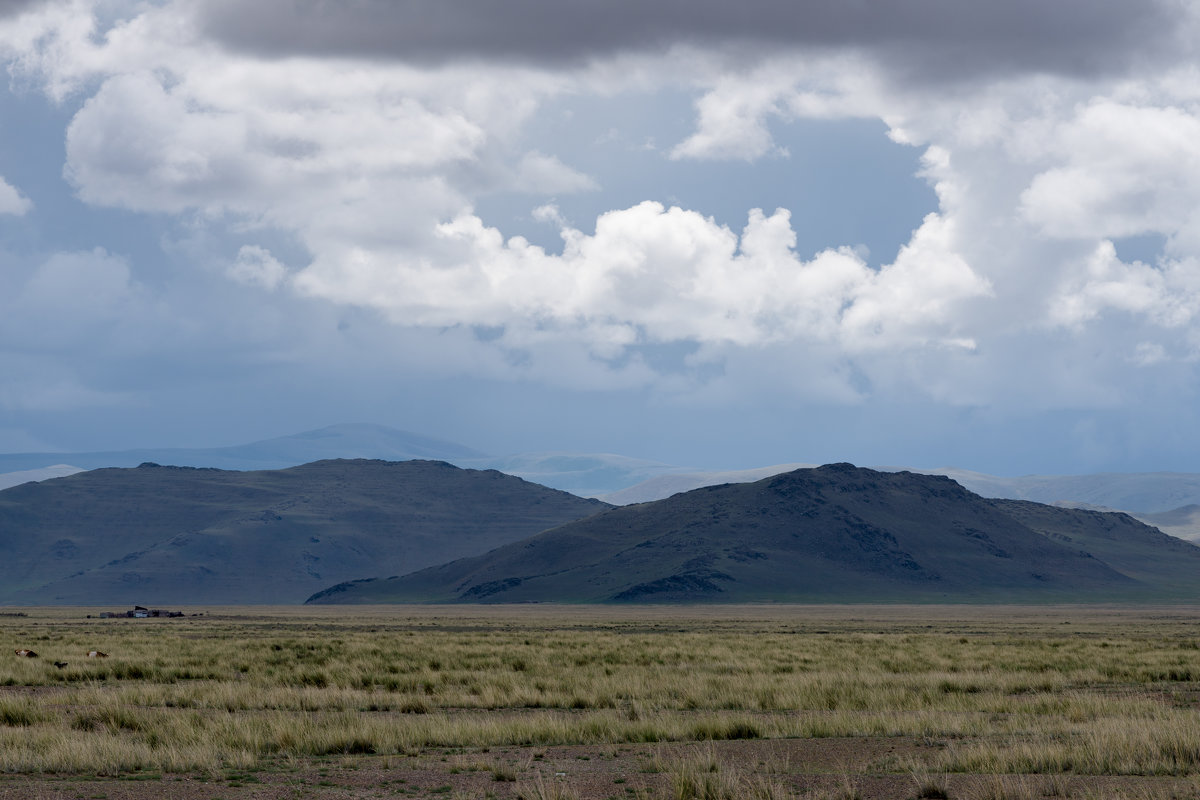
(0, 423, 483, 480)
(600, 463, 1200, 516)
(603, 465, 1200, 543)
(4, 453, 1200, 605)
(0, 424, 687, 497)
(7, 424, 1200, 518)
(309, 464, 1200, 605)
(0, 459, 606, 605)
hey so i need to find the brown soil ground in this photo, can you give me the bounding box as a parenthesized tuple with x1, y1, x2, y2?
(2, 737, 1197, 800)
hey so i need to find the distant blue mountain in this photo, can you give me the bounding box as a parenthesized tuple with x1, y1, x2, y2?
(0, 423, 484, 474)
(0, 426, 694, 496)
(463, 452, 693, 497)
(8, 423, 1200, 516)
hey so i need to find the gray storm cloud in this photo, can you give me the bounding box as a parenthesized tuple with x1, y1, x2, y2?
(196, 0, 1183, 80)
(0, 0, 38, 18)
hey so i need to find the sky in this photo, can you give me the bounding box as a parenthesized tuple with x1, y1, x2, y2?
(1, 0, 1200, 475)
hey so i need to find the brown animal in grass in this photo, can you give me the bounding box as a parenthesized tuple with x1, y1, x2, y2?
(14, 649, 37, 658)
(86, 650, 108, 658)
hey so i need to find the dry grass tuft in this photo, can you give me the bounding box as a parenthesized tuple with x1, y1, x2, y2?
(2, 603, 1200, 798)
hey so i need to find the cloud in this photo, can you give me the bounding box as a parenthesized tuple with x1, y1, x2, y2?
(669, 55, 883, 160)
(228, 245, 287, 290)
(1020, 101, 1200, 248)
(11, 7, 989, 372)
(0, 248, 153, 413)
(5, 0, 1200, 421)
(0, 175, 30, 214)
(1048, 242, 1200, 332)
(194, 0, 1184, 83)
(0, 0, 38, 17)
(293, 202, 989, 357)
(0, 358, 134, 411)
(513, 151, 598, 193)
(669, 74, 794, 162)
(6, 249, 147, 346)
(64, 68, 489, 216)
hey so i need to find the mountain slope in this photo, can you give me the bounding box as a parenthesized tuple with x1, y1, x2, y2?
(991, 500, 1200, 594)
(602, 464, 1200, 514)
(926, 470, 1200, 514)
(310, 464, 1199, 605)
(0, 459, 607, 605)
(600, 463, 814, 504)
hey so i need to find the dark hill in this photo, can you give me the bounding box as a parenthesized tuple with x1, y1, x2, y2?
(989, 499, 1200, 595)
(309, 464, 1200, 604)
(0, 459, 608, 605)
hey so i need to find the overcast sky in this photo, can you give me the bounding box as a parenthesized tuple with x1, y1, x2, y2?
(2, 0, 1200, 475)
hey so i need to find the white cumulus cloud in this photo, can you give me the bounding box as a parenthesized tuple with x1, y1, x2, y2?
(1049, 242, 1200, 331)
(0, 175, 30, 215)
(294, 202, 990, 355)
(1020, 100, 1200, 247)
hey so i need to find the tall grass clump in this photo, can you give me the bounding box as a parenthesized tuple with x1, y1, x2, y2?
(0, 696, 45, 727)
(667, 745, 790, 800)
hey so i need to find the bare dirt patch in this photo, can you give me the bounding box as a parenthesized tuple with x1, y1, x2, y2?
(3, 739, 1199, 799)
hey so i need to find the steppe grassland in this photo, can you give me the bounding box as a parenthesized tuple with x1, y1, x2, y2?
(2, 605, 1200, 791)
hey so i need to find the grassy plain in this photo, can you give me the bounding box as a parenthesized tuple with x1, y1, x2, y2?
(2, 605, 1200, 799)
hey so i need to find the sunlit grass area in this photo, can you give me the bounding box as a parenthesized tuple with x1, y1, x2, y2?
(2, 604, 1200, 797)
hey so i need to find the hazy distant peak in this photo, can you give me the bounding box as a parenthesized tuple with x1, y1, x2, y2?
(0, 464, 86, 491)
(239, 424, 487, 460)
(0, 423, 485, 474)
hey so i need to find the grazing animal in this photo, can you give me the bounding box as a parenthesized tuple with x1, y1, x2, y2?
(53, 661, 68, 669)
(14, 649, 36, 658)
(86, 650, 108, 658)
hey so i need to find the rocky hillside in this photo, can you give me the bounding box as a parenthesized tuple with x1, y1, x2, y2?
(311, 464, 1200, 604)
(0, 459, 608, 604)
